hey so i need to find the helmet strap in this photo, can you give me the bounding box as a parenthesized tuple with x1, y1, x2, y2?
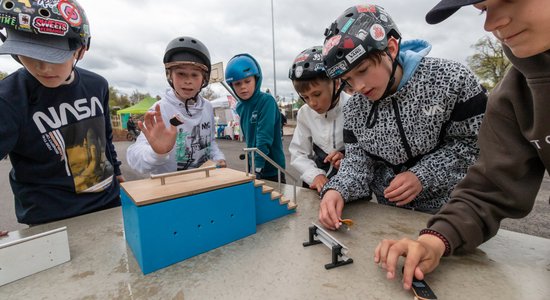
(328, 80, 345, 111)
(60, 47, 84, 82)
(379, 46, 400, 101)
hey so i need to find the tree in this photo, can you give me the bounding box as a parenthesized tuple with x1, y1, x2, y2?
(129, 90, 151, 104)
(108, 86, 131, 112)
(200, 85, 220, 100)
(467, 36, 511, 91)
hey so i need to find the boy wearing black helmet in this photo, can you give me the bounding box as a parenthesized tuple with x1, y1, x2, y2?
(0, 0, 123, 225)
(127, 36, 226, 174)
(318, 4, 487, 230)
(288, 46, 350, 193)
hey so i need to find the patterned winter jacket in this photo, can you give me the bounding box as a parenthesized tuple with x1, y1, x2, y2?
(321, 40, 487, 213)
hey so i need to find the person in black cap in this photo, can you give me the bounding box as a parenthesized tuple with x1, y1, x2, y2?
(0, 0, 123, 226)
(375, 0, 550, 291)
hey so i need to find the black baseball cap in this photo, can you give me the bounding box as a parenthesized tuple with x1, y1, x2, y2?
(426, 0, 483, 24)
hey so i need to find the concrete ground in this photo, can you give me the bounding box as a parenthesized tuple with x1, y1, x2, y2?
(1, 127, 549, 240)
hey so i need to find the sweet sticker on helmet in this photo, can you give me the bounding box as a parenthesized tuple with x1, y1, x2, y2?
(32, 16, 68, 36)
(370, 23, 385, 41)
(346, 44, 366, 65)
(323, 35, 341, 56)
(58, 1, 81, 26)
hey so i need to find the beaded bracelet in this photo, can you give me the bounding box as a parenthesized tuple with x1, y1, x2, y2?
(419, 228, 451, 257)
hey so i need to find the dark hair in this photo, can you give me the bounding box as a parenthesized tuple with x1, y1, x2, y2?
(292, 77, 332, 94)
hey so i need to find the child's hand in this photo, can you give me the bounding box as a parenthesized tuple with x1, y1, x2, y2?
(324, 151, 344, 169)
(310, 174, 329, 193)
(216, 159, 227, 168)
(384, 171, 422, 206)
(138, 105, 178, 155)
(318, 190, 344, 230)
(374, 235, 445, 290)
(116, 175, 126, 183)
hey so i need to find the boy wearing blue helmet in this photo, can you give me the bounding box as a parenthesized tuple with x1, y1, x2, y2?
(0, 0, 123, 225)
(225, 54, 285, 182)
(288, 46, 350, 193)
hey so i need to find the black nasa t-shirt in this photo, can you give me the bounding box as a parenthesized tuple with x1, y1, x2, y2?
(0, 67, 121, 224)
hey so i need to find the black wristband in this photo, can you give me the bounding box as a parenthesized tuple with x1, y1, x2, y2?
(419, 228, 451, 256)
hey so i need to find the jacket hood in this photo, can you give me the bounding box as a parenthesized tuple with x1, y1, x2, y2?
(503, 46, 550, 79)
(230, 53, 264, 101)
(397, 39, 432, 90)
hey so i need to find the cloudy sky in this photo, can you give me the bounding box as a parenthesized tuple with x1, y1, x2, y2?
(0, 0, 488, 101)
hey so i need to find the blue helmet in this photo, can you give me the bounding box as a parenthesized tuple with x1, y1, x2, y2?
(225, 54, 260, 85)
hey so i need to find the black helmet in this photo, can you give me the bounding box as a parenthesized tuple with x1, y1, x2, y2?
(164, 36, 211, 81)
(288, 46, 326, 80)
(322, 4, 401, 79)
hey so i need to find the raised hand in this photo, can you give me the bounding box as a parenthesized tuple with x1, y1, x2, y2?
(138, 104, 178, 155)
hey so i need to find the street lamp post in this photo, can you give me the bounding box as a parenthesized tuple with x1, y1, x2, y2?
(271, 0, 277, 98)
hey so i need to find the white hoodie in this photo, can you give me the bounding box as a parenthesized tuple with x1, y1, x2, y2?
(289, 92, 350, 185)
(127, 90, 225, 175)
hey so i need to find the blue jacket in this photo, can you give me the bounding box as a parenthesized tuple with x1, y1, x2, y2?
(229, 54, 285, 177)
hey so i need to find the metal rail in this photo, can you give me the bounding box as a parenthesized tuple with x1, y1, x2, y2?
(150, 166, 217, 185)
(243, 147, 297, 205)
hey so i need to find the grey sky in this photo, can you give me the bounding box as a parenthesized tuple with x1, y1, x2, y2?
(0, 0, 488, 100)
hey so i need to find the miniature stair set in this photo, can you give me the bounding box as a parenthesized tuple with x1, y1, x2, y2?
(253, 179, 297, 225)
(120, 152, 298, 274)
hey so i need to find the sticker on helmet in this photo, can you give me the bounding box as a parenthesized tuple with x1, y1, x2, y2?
(342, 37, 355, 49)
(18, 13, 32, 30)
(0, 13, 16, 27)
(346, 44, 366, 65)
(341, 18, 355, 34)
(32, 16, 68, 36)
(37, 0, 60, 9)
(313, 63, 325, 72)
(58, 1, 81, 26)
(355, 29, 368, 41)
(294, 53, 309, 64)
(356, 5, 377, 13)
(323, 35, 341, 56)
(379, 13, 388, 23)
(327, 60, 348, 78)
(312, 53, 322, 62)
(295, 66, 303, 78)
(370, 23, 385, 41)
